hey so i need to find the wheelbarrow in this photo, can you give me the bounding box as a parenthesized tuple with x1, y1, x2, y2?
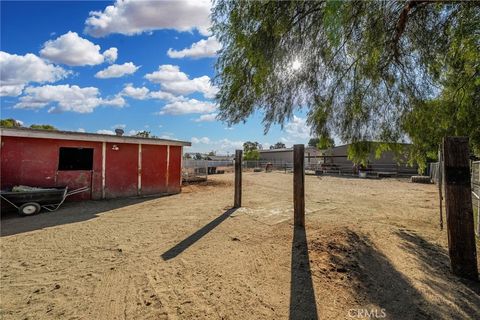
(0, 186, 90, 216)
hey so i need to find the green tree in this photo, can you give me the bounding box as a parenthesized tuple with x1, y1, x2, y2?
(270, 142, 286, 149)
(212, 1, 479, 164)
(244, 149, 260, 160)
(317, 135, 335, 150)
(308, 138, 319, 148)
(208, 151, 216, 156)
(30, 124, 57, 130)
(243, 141, 261, 152)
(134, 130, 159, 138)
(0, 118, 22, 127)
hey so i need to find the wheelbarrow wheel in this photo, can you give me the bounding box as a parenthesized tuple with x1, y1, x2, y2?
(19, 202, 41, 216)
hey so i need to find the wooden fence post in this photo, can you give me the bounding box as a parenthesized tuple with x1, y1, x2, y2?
(294, 144, 305, 227)
(438, 148, 443, 230)
(234, 150, 242, 208)
(443, 136, 478, 280)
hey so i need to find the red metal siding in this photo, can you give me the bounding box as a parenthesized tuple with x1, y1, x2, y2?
(1, 136, 184, 201)
(141, 144, 168, 195)
(0, 137, 103, 200)
(104, 143, 138, 199)
(168, 146, 182, 193)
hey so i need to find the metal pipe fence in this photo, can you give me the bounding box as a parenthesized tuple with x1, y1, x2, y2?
(182, 159, 209, 182)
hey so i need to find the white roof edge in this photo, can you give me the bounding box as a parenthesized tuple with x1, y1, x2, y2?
(0, 127, 191, 147)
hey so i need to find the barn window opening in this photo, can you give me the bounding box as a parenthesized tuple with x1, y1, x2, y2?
(58, 147, 94, 170)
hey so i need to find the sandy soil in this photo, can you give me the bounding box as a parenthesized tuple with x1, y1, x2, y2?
(1, 172, 479, 319)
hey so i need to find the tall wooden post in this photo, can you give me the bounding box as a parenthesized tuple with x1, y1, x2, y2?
(294, 144, 305, 227)
(234, 150, 242, 208)
(443, 137, 478, 280)
(438, 148, 443, 230)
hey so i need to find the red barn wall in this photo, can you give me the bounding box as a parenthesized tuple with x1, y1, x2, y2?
(1, 136, 183, 201)
(168, 146, 182, 193)
(0, 136, 102, 200)
(104, 142, 138, 198)
(141, 144, 168, 195)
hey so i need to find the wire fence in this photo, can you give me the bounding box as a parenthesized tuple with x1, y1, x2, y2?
(472, 161, 480, 237)
(182, 158, 418, 182)
(430, 160, 480, 237)
(182, 159, 208, 182)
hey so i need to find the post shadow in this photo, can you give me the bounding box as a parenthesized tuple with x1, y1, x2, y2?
(290, 225, 318, 320)
(161, 207, 238, 261)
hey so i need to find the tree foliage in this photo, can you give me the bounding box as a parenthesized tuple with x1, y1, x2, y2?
(0, 118, 22, 127)
(270, 142, 286, 149)
(134, 130, 158, 138)
(243, 141, 262, 152)
(212, 0, 479, 165)
(307, 138, 319, 148)
(244, 149, 260, 160)
(1, 119, 57, 131)
(30, 124, 57, 130)
(243, 141, 261, 160)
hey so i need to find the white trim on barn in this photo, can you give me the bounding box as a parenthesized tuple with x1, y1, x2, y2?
(0, 127, 191, 147)
(102, 142, 106, 199)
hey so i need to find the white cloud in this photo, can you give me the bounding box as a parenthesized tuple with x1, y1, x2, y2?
(280, 115, 312, 145)
(84, 0, 211, 37)
(120, 84, 149, 99)
(14, 84, 125, 113)
(148, 90, 179, 102)
(194, 113, 217, 122)
(158, 99, 216, 115)
(127, 129, 139, 136)
(188, 137, 243, 154)
(95, 62, 139, 78)
(167, 37, 221, 59)
(191, 136, 211, 144)
(40, 31, 116, 66)
(145, 64, 217, 99)
(97, 129, 115, 135)
(0, 51, 69, 96)
(103, 47, 118, 63)
(77, 128, 86, 133)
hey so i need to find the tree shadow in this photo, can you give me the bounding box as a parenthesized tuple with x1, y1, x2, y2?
(1, 196, 160, 237)
(311, 229, 480, 319)
(344, 231, 434, 319)
(394, 229, 480, 318)
(161, 207, 238, 261)
(290, 225, 318, 320)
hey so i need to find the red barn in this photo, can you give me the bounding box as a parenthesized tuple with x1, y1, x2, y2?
(0, 127, 190, 200)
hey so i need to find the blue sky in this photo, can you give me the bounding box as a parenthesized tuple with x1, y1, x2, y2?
(0, 0, 312, 154)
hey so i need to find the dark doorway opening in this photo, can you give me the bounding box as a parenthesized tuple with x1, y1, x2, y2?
(58, 147, 94, 171)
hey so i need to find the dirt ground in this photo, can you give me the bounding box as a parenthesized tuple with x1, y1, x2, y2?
(1, 172, 479, 320)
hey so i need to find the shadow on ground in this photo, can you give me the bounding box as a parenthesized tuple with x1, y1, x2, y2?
(309, 228, 480, 319)
(394, 229, 480, 319)
(1, 196, 160, 237)
(290, 225, 319, 320)
(161, 207, 238, 260)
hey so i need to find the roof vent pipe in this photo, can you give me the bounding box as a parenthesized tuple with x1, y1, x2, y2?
(115, 128, 124, 136)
